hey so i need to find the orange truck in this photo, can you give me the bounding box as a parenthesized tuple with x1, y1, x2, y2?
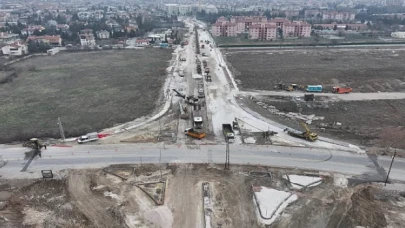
(332, 87, 352, 94)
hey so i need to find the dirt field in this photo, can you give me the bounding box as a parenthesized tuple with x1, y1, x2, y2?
(0, 49, 173, 143)
(1, 164, 404, 228)
(224, 48, 405, 93)
(241, 95, 405, 147)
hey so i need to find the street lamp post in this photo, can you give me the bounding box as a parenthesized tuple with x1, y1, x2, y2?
(385, 150, 397, 186)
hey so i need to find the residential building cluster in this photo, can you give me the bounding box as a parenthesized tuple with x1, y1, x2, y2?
(162, 4, 219, 15)
(211, 16, 311, 40)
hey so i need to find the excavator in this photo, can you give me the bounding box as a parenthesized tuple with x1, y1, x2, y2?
(284, 122, 318, 142)
(23, 138, 46, 150)
(23, 138, 47, 157)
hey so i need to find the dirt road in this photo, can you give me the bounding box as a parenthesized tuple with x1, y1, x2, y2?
(239, 90, 405, 101)
(67, 170, 123, 228)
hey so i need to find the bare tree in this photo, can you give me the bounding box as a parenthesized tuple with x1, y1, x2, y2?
(379, 127, 405, 155)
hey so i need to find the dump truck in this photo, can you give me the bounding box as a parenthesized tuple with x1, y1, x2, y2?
(284, 122, 318, 142)
(198, 82, 205, 98)
(77, 132, 99, 144)
(185, 128, 206, 139)
(222, 124, 235, 143)
(332, 87, 352, 94)
(192, 105, 203, 129)
(306, 85, 323, 92)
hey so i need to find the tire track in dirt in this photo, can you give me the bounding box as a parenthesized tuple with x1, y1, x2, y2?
(67, 170, 122, 228)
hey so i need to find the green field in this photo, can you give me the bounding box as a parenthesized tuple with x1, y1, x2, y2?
(0, 49, 173, 143)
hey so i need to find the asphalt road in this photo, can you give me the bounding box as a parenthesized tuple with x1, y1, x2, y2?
(1, 144, 405, 182)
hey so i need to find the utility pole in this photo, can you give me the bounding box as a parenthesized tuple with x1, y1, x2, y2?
(385, 150, 397, 186)
(225, 140, 230, 170)
(57, 117, 65, 142)
(159, 149, 162, 179)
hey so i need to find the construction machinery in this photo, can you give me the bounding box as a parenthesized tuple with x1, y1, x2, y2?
(232, 118, 239, 130)
(222, 124, 235, 143)
(192, 104, 203, 129)
(304, 94, 315, 101)
(277, 83, 305, 91)
(284, 122, 318, 142)
(172, 89, 186, 99)
(306, 85, 323, 92)
(185, 128, 206, 139)
(198, 82, 205, 98)
(332, 86, 352, 94)
(185, 95, 199, 105)
(23, 138, 46, 150)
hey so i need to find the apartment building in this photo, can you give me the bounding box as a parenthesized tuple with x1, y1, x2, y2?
(211, 16, 311, 39)
(248, 24, 277, 40)
(283, 21, 312, 37)
(322, 12, 355, 21)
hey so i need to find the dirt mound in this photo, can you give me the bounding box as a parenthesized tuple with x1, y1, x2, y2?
(346, 186, 387, 228)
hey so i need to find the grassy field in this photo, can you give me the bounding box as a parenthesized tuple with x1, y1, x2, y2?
(214, 35, 405, 47)
(0, 49, 173, 143)
(224, 48, 405, 92)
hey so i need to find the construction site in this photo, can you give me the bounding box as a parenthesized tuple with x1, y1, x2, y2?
(222, 48, 405, 149)
(1, 164, 405, 228)
(1, 18, 405, 228)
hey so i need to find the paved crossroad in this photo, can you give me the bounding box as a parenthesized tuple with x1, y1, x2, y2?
(1, 144, 404, 182)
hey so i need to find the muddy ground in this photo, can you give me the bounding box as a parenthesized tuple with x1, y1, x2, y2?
(241, 95, 405, 148)
(1, 164, 404, 228)
(224, 48, 405, 93)
(0, 49, 173, 143)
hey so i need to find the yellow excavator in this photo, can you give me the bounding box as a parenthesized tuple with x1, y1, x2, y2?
(284, 122, 318, 142)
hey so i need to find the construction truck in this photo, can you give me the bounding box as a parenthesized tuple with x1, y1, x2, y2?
(306, 85, 323, 92)
(284, 122, 318, 142)
(222, 124, 235, 143)
(198, 82, 205, 98)
(23, 138, 46, 150)
(192, 105, 203, 129)
(332, 87, 352, 94)
(77, 132, 98, 144)
(185, 128, 206, 139)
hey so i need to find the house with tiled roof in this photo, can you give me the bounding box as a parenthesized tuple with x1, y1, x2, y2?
(26, 35, 62, 46)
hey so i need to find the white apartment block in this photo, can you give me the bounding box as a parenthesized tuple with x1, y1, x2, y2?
(164, 4, 179, 15)
(179, 5, 191, 15)
(322, 12, 355, 21)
